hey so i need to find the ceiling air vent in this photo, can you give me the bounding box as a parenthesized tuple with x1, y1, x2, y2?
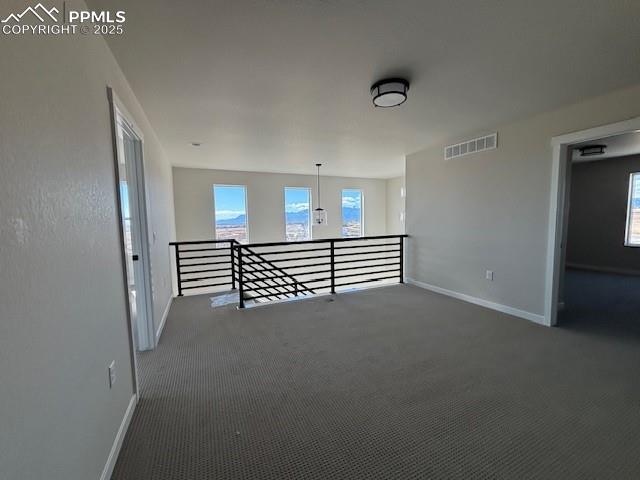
(444, 133, 498, 160)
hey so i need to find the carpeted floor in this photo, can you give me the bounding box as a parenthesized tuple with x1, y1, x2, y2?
(113, 284, 640, 479)
(559, 268, 640, 336)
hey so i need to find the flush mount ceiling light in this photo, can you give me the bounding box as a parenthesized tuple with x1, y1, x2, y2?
(370, 78, 410, 108)
(578, 144, 606, 157)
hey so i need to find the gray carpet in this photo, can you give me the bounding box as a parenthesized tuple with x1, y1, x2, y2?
(113, 284, 640, 479)
(559, 269, 640, 336)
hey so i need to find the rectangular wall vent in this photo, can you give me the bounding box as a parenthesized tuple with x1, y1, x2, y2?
(444, 133, 497, 160)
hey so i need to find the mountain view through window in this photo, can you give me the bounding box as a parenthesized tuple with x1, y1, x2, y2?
(213, 185, 248, 242)
(285, 187, 311, 241)
(342, 189, 362, 237)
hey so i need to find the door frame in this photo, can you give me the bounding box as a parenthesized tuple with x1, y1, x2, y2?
(107, 87, 156, 394)
(545, 115, 640, 326)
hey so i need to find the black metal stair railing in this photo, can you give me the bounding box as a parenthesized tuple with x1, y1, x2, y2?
(170, 239, 237, 296)
(169, 239, 313, 299)
(235, 252, 298, 301)
(170, 235, 407, 306)
(235, 234, 407, 308)
(241, 245, 316, 299)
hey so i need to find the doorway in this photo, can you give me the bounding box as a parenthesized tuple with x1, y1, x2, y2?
(546, 117, 640, 326)
(109, 89, 155, 360)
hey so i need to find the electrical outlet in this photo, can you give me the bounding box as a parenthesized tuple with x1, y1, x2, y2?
(486, 270, 494, 281)
(108, 361, 116, 388)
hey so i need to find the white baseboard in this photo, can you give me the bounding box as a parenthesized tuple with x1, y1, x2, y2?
(406, 278, 548, 326)
(566, 262, 640, 276)
(156, 296, 173, 343)
(100, 394, 137, 480)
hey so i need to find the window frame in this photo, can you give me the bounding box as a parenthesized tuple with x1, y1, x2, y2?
(212, 184, 249, 243)
(283, 186, 312, 242)
(624, 172, 640, 247)
(341, 188, 364, 238)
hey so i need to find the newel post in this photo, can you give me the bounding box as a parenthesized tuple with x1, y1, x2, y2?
(174, 243, 183, 296)
(237, 246, 245, 309)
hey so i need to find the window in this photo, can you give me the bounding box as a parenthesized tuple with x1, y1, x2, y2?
(213, 185, 248, 243)
(341, 189, 363, 237)
(625, 172, 640, 246)
(284, 187, 311, 241)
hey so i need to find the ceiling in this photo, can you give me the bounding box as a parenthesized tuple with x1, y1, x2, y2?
(89, 0, 640, 178)
(572, 131, 640, 163)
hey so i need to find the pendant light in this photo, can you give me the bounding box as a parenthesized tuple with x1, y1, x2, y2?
(313, 163, 327, 225)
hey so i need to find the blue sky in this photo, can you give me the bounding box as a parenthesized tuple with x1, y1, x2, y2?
(213, 185, 362, 220)
(285, 188, 310, 213)
(213, 185, 247, 220)
(342, 189, 362, 209)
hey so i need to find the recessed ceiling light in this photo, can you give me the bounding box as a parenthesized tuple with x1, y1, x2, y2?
(370, 78, 410, 108)
(191, 142, 202, 147)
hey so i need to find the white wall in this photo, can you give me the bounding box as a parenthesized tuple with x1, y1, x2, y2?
(173, 167, 387, 242)
(406, 84, 640, 320)
(0, 1, 175, 478)
(386, 176, 406, 234)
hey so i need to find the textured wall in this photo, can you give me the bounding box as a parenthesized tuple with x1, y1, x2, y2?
(0, 1, 175, 478)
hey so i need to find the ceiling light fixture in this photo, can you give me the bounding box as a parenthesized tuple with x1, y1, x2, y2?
(578, 144, 606, 157)
(313, 163, 327, 226)
(370, 78, 410, 108)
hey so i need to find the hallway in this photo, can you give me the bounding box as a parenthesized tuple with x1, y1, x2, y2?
(112, 285, 640, 479)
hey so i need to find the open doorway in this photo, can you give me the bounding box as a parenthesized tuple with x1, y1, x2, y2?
(547, 124, 640, 329)
(561, 132, 640, 330)
(108, 88, 155, 373)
